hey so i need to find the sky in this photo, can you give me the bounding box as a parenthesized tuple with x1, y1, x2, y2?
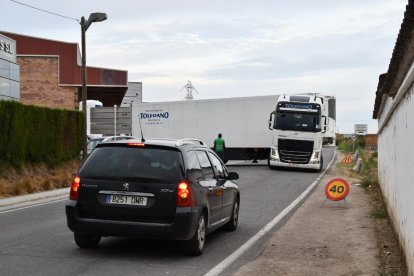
(0, 0, 409, 133)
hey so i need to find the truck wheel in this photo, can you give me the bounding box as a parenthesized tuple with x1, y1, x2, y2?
(74, 232, 101, 248)
(185, 214, 206, 256)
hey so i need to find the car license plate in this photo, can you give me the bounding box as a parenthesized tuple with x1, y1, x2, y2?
(106, 195, 147, 206)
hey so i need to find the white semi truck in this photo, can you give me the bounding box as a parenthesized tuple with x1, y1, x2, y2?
(131, 93, 335, 170)
(268, 93, 334, 171)
(131, 95, 278, 161)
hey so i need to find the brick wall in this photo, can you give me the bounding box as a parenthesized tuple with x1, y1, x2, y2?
(18, 56, 77, 110)
(364, 134, 378, 150)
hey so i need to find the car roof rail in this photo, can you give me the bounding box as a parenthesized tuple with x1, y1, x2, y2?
(176, 138, 206, 146)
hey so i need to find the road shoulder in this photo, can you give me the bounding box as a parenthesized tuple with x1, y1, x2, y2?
(234, 152, 380, 275)
(0, 187, 68, 210)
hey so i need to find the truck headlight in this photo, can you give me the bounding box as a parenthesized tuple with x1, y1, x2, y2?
(270, 147, 279, 161)
(310, 151, 320, 163)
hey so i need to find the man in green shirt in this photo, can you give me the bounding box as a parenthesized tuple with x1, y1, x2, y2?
(213, 133, 226, 161)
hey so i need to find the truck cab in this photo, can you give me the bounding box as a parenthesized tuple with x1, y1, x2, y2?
(268, 94, 325, 171)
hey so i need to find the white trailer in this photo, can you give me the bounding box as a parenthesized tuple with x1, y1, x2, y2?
(320, 95, 336, 146)
(131, 95, 279, 161)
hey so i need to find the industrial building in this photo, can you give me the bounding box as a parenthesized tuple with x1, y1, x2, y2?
(0, 33, 20, 101)
(0, 31, 128, 110)
(373, 1, 414, 273)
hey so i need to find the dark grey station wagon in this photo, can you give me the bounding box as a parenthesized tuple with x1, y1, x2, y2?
(66, 138, 240, 255)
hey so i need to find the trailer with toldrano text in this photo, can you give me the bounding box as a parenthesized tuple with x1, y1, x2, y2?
(131, 95, 279, 162)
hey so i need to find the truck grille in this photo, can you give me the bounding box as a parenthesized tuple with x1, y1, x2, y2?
(278, 139, 314, 164)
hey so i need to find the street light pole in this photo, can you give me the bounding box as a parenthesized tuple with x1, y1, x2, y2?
(80, 12, 107, 160)
(81, 16, 87, 161)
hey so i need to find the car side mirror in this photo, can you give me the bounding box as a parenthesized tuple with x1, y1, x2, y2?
(227, 172, 239, 180)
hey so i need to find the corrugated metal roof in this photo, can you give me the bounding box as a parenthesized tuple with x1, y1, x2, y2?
(373, 0, 414, 118)
(0, 31, 127, 87)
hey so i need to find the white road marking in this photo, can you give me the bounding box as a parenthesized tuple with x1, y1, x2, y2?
(204, 151, 337, 276)
(0, 198, 67, 215)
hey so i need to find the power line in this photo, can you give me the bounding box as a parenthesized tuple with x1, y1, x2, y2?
(10, 0, 79, 22)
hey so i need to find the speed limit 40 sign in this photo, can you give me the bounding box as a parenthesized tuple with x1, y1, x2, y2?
(325, 178, 350, 201)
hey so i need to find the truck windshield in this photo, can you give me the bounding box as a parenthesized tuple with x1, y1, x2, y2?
(274, 112, 321, 132)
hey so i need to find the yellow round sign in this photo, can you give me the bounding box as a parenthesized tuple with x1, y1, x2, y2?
(325, 178, 349, 201)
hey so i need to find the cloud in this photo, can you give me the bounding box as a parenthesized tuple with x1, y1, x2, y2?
(0, 0, 408, 132)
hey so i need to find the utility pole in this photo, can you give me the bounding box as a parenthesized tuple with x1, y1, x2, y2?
(81, 16, 87, 160)
(80, 12, 107, 160)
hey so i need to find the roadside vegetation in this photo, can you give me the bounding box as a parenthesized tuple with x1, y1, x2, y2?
(0, 160, 80, 198)
(0, 100, 83, 169)
(0, 100, 84, 198)
(336, 138, 406, 275)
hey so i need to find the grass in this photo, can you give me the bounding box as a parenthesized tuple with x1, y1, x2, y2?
(338, 145, 406, 273)
(338, 146, 385, 219)
(361, 175, 378, 189)
(371, 209, 388, 219)
(337, 139, 365, 154)
(0, 160, 80, 198)
(337, 141, 353, 153)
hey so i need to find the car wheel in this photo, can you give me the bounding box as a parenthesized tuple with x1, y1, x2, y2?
(185, 214, 206, 256)
(224, 198, 239, 231)
(74, 232, 101, 249)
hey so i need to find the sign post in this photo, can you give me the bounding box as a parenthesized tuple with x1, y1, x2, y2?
(321, 178, 350, 207)
(352, 135, 356, 153)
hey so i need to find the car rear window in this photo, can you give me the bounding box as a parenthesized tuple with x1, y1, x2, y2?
(79, 146, 184, 182)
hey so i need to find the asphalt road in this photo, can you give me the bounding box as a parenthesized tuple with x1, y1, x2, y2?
(0, 148, 334, 276)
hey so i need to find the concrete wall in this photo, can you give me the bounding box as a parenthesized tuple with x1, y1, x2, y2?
(377, 68, 414, 274)
(18, 56, 77, 109)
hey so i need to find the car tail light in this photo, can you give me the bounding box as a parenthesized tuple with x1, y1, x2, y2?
(69, 176, 80, 200)
(176, 181, 194, 207)
(127, 142, 145, 147)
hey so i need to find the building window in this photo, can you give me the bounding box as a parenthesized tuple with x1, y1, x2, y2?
(0, 59, 9, 79)
(0, 70, 20, 101)
(10, 80, 20, 99)
(0, 58, 20, 101)
(0, 77, 10, 97)
(10, 62, 19, 82)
